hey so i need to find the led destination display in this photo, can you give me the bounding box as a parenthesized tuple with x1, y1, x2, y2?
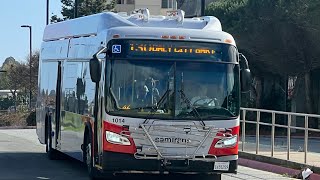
(109, 39, 236, 62)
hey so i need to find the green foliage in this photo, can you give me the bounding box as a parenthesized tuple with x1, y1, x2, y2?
(206, 0, 320, 115)
(206, 0, 320, 76)
(51, 0, 117, 23)
(0, 51, 39, 106)
(206, 0, 248, 32)
(0, 98, 14, 110)
(26, 111, 36, 126)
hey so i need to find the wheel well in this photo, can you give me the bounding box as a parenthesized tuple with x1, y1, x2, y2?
(84, 124, 90, 146)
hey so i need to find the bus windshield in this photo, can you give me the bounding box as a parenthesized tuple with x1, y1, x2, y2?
(106, 40, 239, 120)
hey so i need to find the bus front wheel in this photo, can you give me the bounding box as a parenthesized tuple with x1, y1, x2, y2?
(170, 173, 221, 180)
(84, 134, 101, 180)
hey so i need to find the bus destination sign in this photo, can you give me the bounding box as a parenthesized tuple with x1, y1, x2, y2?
(129, 43, 216, 55)
(108, 39, 234, 61)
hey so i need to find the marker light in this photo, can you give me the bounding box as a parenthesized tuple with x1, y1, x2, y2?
(161, 35, 170, 39)
(170, 35, 177, 39)
(224, 39, 233, 44)
(106, 131, 131, 146)
(113, 34, 121, 38)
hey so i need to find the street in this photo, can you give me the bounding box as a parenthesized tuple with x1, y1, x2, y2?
(0, 129, 295, 180)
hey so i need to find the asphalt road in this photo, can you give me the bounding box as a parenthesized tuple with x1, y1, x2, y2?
(0, 129, 295, 180)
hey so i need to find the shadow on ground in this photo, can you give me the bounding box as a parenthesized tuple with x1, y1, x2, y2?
(0, 152, 218, 180)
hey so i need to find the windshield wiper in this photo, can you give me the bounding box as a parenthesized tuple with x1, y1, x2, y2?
(178, 89, 205, 126)
(109, 87, 120, 109)
(142, 89, 171, 124)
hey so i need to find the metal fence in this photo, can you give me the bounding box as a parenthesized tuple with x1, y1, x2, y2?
(240, 107, 320, 164)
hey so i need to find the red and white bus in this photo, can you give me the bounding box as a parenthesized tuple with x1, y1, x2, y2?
(36, 9, 251, 180)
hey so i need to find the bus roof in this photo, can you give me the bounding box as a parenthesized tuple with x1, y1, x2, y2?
(43, 10, 224, 42)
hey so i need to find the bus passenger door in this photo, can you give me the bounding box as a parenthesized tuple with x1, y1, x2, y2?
(54, 61, 62, 149)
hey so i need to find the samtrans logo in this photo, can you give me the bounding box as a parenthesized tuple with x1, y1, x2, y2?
(154, 137, 191, 144)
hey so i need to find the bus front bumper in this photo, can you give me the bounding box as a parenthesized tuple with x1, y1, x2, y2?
(101, 151, 237, 174)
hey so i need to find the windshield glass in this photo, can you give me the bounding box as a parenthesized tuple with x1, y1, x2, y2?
(106, 40, 239, 120)
(106, 60, 175, 119)
(106, 60, 239, 120)
(175, 62, 239, 119)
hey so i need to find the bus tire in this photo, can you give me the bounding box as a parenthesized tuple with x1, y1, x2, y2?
(171, 174, 221, 180)
(196, 174, 221, 180)
(46, 118, 59, 160)
(84, 133, 100, 180)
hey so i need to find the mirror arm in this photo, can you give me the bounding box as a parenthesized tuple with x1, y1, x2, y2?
(239, 53, 249, 69)
(93, 46, 107, 60)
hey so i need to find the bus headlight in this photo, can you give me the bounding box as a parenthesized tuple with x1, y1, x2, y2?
(106, 131, 131, 146)
(214, 135, 237, 148)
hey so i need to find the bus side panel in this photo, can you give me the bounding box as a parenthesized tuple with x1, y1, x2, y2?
(60, 61, 96, 161)
(36, 50, 45, 144)
(36, 40, 69, 145)
(37, 61, 59, 144)
(59, 37, 97, 161)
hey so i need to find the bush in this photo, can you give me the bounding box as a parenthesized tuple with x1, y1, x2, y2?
(26, 111, 36, 126)
(0, 112, 28, 127)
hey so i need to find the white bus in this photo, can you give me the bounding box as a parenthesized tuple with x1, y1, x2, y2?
(36, 9, 251, 180)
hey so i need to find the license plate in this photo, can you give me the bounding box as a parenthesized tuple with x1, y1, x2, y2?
(214, 162, 230, 171)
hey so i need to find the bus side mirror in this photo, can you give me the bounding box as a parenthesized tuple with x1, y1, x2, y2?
(90, 57, 101, 83)
(239, 53, 252, 92)
(90, 47, 107, 83)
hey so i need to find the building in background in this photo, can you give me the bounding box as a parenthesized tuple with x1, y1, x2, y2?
(115, 0, 177, 15)
(0, 90, 19, 98)
(114, 0, 217, 16)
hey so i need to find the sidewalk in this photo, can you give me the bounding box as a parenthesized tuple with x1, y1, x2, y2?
(239, 141, 320, 179)
(239, 141, 320, 168)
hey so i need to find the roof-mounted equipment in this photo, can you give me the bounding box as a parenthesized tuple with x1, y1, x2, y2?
(166, 9, 185, 23)
(131, 8, 150, 22)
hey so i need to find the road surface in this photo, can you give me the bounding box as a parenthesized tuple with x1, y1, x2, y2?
(0, 129, 296, 180)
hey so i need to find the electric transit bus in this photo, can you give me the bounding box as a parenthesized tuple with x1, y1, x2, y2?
(36, 9, 251, 180)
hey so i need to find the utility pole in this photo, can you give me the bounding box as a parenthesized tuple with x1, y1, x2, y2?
(201, 0, 206, 16)
(47, 0, 49, 25)
(74, 0, 78, 18)
(21, 25, 32, 109)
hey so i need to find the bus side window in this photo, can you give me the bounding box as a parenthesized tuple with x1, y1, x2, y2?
(63, 62, 95, 116)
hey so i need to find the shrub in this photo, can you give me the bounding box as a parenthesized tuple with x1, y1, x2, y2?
(26, 111, 36, 126)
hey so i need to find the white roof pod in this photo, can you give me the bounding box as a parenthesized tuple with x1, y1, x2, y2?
(43, 13, 137, 42)
(43, 11, 223, 42)
(130, 8, 150, 22)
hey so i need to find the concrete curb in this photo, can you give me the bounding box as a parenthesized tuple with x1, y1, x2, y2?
(0, 126, 36, 129)
(239, 152, 320, 179)
(239, 158, 300, 177)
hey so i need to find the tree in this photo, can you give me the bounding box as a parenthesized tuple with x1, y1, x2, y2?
(0, 57, 19, 90)
(3, 63, 28, 109)
(206, 0, 320, 114)
(51, 0, 116, 23)
(27, 50, 40, 100)
(0, 51, 40, 109)
(1, 56, 16, 68)
(177, 0, 216, 17)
